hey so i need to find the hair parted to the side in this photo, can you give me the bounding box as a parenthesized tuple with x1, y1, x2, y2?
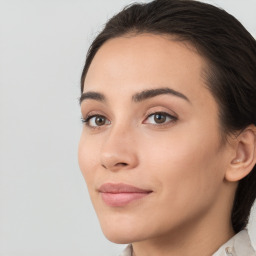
(80, 0, 256, 233)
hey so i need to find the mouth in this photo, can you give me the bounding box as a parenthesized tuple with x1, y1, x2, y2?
(98, 183, 153, 207)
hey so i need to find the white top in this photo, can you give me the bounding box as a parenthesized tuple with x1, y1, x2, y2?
(119, 229, 256, 256)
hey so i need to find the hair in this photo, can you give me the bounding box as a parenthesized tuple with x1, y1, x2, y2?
(80, 0, 256, 233)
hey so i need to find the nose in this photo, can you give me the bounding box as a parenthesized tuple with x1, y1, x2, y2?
(100, 124, 139, 172)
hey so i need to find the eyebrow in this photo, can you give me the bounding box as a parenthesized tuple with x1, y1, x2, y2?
(79, 91, 105, 105)
(79, 87, 190, 105)
(132, 87, 190, 103)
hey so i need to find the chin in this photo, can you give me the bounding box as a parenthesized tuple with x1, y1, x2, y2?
(101, 225, 136, 244)
(104, 232, 134, 244)
(98, 214, 146, 244)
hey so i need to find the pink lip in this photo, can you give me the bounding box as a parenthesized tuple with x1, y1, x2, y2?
(98, 183, 152, 207)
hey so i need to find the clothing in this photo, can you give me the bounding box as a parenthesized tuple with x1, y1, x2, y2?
(119, 229, 256, 256)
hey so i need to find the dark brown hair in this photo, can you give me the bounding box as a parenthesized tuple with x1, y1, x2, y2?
(80, 0, 256, 233)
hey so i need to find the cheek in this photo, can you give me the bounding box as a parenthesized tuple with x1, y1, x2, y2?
(78, 133, 100, 188)
(140, 124, 224, 206)
(129, 132, 225, 238)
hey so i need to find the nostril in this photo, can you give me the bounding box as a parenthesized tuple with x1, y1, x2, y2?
(101, 162, 128, 170)
(101, 164, 107, 169)
(117, 162, 128, 166)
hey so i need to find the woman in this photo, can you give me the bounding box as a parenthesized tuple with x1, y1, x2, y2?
(78, 0, 256, 255)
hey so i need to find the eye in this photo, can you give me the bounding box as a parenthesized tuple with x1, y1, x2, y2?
(144, 112, 177, 125)
(82, 115, 111, 128)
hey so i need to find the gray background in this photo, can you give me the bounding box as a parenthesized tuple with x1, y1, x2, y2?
(0, 0, 255, 255)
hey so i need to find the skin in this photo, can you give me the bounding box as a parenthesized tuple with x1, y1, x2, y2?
(78, 34, 240, 256)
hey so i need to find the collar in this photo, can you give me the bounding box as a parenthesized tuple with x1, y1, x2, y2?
(119, 229, 255, 256)
(212, 229, 255, 256)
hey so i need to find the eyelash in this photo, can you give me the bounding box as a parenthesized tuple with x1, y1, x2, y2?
(81, 114, 109, 129)
(144, 112, 177, 126)
(81, 111, 177, 129)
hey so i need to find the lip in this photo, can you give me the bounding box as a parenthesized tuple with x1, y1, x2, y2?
(98, 183, 152, 207)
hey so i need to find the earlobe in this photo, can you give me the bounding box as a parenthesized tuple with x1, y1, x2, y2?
(225, 126, 256, 182)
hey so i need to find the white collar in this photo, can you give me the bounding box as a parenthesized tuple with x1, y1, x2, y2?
(212, 229, 255, 256)
(119, 229, 255, 256)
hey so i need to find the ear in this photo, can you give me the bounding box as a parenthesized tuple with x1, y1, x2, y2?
(225, 125, 256, 182)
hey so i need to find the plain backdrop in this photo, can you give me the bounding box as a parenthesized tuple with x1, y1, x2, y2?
(0, 0, 256, 255)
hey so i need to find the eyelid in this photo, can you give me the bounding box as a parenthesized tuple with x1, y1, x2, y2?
(81, 112, 111, 128)
(81, 110, 107, 122)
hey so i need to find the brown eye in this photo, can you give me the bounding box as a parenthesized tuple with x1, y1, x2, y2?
(84, 115, 111, 127)
(95, 116, 106, 126)
(144, 112, 176, 125)
(154, 113, 166, 124)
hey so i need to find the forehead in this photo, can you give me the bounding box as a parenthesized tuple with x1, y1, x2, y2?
(83, 34, 211, 105)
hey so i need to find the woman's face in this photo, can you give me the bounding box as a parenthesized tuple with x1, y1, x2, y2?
(78, 34, 232, 243)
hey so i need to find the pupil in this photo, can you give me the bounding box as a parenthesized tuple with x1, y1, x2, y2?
(96, 116, 105, 126)
(154, 114, 166, 123)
